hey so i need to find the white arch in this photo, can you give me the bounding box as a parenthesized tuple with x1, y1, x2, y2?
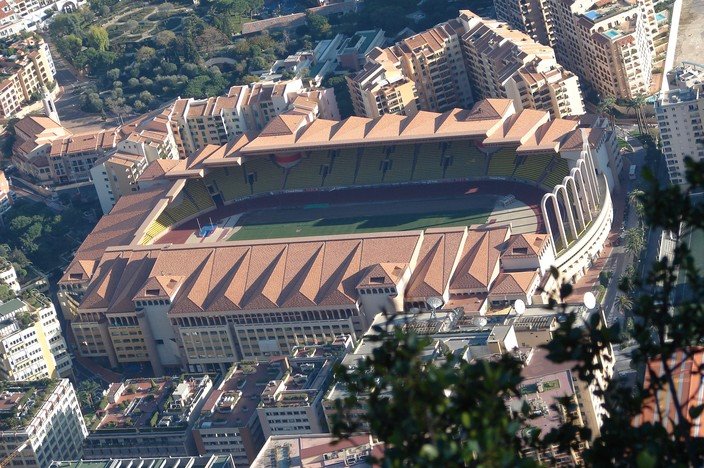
(542, 192, 568, 251)
(574, 160, 596, 217)
(556, 184, 579, 242)
(566, 176, 586, 232)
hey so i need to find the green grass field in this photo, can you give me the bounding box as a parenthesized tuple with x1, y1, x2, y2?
(228, 202, 494, 241)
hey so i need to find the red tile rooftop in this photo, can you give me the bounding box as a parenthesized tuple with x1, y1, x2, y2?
(96, 379, 172, 430)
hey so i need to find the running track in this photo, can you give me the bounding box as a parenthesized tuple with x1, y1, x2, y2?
(157, 180, 547, 245)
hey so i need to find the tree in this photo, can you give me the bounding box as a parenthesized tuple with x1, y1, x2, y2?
(597, 96, 617, 127)
(624, 226, 645, 258)
(56, 34, 83, 62)
(616, 293, 633, 313)
(136, 46, 156, 62)
(0, 284, 14, 302)
(85, 26, 109, 52)
(306, 13, 331, 39)
(629, 188, 646, 221)
(156, 30, 176, 47)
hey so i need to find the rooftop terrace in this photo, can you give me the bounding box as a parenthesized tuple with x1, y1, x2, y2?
(94, 375, 211, 432)
(0, 379, 59, 431)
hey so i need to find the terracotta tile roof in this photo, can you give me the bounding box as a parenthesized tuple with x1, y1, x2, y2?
(14, 115, 62, 136)
(50, 128, 119, 157)
(406, 228, 466, 298)
(502, 234, 547, 259)
(59, 185, 171, 284)
(78, 232, 423, 314)
(450, 227, 510, 291)
(490, 270, 539, 296)
(138, 159, 181, 182)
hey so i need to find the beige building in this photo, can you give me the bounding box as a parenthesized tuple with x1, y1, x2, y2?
(170, 79, 340, 157)
(0, 36, 55, 117)
(348, 11, 584, 119)
(91, 110, 180, 214)
(496, 0, 656, 99)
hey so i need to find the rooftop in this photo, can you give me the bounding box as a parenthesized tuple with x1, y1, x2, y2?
(197, 361, 287, 430)
(251, 433, 383, 468)
(51, 454, 236, 468)
(0, 379, 60, 431)
(93, 375, 211, 432)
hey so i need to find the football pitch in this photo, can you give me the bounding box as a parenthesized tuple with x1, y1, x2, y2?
(227, 195, 499, 241)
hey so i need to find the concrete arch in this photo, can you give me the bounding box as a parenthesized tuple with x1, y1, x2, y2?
(542, 192, 568, 252)
(571, 166, 594, 224)
(574, 162, 595, 214)
(566, 176, 586, 232)
(556, 184, 579, 242)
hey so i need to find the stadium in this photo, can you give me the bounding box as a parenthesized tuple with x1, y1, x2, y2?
(58, 98, 618, 374)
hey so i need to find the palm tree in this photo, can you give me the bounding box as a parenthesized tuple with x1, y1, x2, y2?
(624, 226, 645, 257)
(597, 96, 617, 127)
(616, 294, 633, 313)
(632, 93, 649, 136)
(628, 188, 645, 220)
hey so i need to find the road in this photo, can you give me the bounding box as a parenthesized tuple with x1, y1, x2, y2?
(42, 34, 122, 131)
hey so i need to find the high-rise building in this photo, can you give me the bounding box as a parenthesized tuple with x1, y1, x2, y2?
(0, 379, 88, 467)
(495, 0, 656, 99)
(0, 36, 56, 117)
(348, 11, 584, 119)
(0, 295, 72, 381)
(655, 63, 704, 185)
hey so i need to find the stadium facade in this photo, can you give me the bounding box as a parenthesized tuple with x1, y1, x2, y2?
(58, 98, 619, 374)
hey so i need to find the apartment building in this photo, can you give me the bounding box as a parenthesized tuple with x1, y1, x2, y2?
(83, 376, 213, 460)
(496, 0, 656, 99)
(0, 36, 55, 117)
(348, 11, 583, 119)
(170, 79, 340, 156)
(0, 379, 88, 467)
(91, 111, 180, 214)
(0, 295, 72, 381)
(0, 259, 20, 293)
(193, 339, 350, 466)
(52, 455, 236, 468)
(655, 63, 704, 185)
(346, 47, 420, 117)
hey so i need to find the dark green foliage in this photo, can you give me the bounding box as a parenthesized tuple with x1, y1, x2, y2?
(333, 160, 704, 465)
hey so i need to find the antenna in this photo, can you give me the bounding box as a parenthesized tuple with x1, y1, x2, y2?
(514, 299, 526, 316)
(427, 296, 443, 319)
(473, 316, 488, 327)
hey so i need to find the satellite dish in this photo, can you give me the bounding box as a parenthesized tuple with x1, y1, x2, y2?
(583, 292, 597, 310)
(514, 299, 526, 316)
(409, 307, 420, 314)
(427, 296, 444, 310)
(473, 316, 488, 327)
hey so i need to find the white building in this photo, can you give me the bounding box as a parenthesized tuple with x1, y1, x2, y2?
(655, 63, 704, 185)
(0, 296, 72, 381)
(0, 379, 88, 467)
(0, 259, 20, 293)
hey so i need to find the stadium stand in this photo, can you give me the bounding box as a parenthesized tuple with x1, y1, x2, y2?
(382, 145, 415, 183)
(163, 195, 199, 224)
(487, 148, 518, 177)
(242, 156, 285, 193)
(323, 149, 358, 187)
(513, 153, 554, 184)
(183, 179, 215, 212)
(284, 151, 327, 189)
(205, 166, 250, 201)
(541, 157, 570, 189)
(355, 146, 387, 185)
(443, 141, 487, 178)
(412, 143, 445, 180)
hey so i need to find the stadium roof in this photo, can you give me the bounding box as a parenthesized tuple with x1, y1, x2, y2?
(74, 225, 517, 315)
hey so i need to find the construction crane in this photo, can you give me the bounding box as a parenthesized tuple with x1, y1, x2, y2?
(0, 439, 31, 468)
